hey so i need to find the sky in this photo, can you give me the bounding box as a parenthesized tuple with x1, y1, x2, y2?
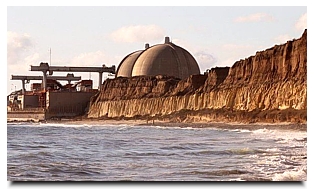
(6, 5, 307, 94)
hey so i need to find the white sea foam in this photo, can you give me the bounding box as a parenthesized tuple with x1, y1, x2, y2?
(154, 125, 184, 130)
(226, 129, 250, 133)
(229, 129, 241, 132)
(252, 128, 275, 134)
(248, 154, 258, 159)
(38, 122, 93, 128)
(39, 123, 66, 127)
(153, 125, 167, 129)
(272, 167, 307, 181)
(7, 122, 23, 125)
(228, 178, 245, 181)
(264, 148, 280, 152)
(251, 128, 306, 143)
(239, 129, 251, 133)
(117, 124, 132, 127)
(117, 126, 128, 131)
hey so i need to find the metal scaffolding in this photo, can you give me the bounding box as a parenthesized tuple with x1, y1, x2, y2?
(11, 73, 82, 94)
(30, 62, 116, 91)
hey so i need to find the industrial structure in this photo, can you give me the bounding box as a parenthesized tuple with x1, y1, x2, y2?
(8, 37, 201, 121)
(11, 73, 81, 94)
(30, 62, 115, 90)
(7, 62, 116, 121)
(116, 37, 200, 79)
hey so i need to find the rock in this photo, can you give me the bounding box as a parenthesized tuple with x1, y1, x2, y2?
(87, 30, 307, 123)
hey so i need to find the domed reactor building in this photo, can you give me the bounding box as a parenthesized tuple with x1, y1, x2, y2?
(116, 37, 200, 79)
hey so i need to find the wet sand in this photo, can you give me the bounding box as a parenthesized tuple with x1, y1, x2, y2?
(51, 118, 307, 132)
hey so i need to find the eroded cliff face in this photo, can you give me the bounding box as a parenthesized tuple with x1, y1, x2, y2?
(88, 30, 307, 123)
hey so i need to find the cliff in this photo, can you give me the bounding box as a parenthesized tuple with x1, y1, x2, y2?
(88, 30, 307, 123)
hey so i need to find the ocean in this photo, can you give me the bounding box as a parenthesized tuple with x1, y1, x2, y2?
(7, 122, 307, 181)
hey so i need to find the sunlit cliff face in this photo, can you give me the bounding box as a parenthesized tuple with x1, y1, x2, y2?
(89, 30, 307, 123)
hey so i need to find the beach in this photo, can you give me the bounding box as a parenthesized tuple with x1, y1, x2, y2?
(41, 117, 307, 132)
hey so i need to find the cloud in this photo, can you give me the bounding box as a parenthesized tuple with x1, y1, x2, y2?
(110, 25, 165, 43)
(25, 53, 40, 65)
(193, 51, 217, 72)
(6, 32, 122, 92)
(234, 13, 274, 23)
(7, 50, 121, 93)
(171, 38, 218, 72)
(295, 13, 307, 31)
(274, 34, 292, 44)
(7, 31, 34, 65)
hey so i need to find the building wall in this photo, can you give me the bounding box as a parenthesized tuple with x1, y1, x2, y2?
(46, 91, 96, 118)
(23, 95, 40, 108)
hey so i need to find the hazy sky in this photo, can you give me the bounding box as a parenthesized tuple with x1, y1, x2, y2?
(6, 5, 307, 94)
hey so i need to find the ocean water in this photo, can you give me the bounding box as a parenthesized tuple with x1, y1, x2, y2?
(7, 122, 307, 181)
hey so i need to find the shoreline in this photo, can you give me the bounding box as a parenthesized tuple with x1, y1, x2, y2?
(8, 117, 306, 132)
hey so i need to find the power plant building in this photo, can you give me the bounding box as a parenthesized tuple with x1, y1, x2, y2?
(116, 37, 200, 79)
(8, 36, 200, 121)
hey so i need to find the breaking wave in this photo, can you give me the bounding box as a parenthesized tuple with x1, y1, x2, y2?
(272, 166, 307, 181)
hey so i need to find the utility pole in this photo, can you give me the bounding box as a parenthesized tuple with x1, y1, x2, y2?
(49, 48, 52, 66)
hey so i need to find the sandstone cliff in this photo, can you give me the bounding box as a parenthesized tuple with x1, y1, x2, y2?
(88, 30, 307, 123)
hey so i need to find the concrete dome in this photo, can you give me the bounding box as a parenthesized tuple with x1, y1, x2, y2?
(116, 50, 143, 78)
(116, 37, 200, 79)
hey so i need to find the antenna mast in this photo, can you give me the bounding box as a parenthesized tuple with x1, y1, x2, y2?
(49, 48, 51, 66)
